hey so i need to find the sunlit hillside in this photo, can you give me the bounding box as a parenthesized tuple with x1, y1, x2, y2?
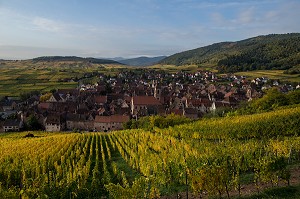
(1, 106, 300, 198)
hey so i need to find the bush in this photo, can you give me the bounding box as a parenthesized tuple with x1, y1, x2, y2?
(24, 133, 34, 138)
(123, 114, 192, 131)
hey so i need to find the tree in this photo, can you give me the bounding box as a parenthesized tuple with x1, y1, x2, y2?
(287, 89, 300, 105)
(40, 93, 52, 102)
(26, 115, 42, 130)
(251, 88, 287, 111)
(19, 91, 40, 101)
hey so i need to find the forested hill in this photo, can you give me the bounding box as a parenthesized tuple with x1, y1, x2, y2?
(118, 56, 167, 66)
(160, 33, 300, 73)
(31, 56, 121, 64)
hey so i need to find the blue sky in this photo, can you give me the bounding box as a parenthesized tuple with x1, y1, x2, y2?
(0, 0, 300, 59)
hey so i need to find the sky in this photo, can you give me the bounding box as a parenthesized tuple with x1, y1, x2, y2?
(0, 0, 300, 59)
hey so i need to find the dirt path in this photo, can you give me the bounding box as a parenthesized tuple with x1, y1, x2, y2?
(161, 165, 300, 199)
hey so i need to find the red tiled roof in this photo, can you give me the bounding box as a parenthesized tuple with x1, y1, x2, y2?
(38, 102, 51, 110)
(224, 92, 234, 98)
(124, 96, 131, 103)
(132, 96, 162, 106)
(94, 96, 107, 104)
(94, 115, 130, 123)
(189, 99, 202, 106)
(188, 98, 211, 106)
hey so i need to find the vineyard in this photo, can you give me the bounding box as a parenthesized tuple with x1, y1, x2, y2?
(1, 106, 300, 198)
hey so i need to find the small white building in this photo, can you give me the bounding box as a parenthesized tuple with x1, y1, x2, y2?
(3, 119, 23, 132)
(44, 114, 65, 132)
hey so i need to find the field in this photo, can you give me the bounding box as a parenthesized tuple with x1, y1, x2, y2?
(1, 106, 300, 198)
(0, 60, 126, 97)
(235, 70, 300, 83)
(148, 64, 218, 73)
(1, 59, 300, 98)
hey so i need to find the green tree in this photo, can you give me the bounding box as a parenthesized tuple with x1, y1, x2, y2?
(26, 115, 42, 130)
(287, 89, 300, 105)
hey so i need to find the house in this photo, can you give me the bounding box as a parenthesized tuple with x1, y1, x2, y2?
(222, 96, 238, 106)
(0, 100, 17, 111)
(94, 115, 130, 132)
(44, 114, 65, 132)
(56, 89, 79, 102)
(169, 109, 184, 116)
(210, 101, 231, 112)
(48, 102, 77, 113)
(171, 97, 186, 109)
(26, 96, 40, 108)
(47, 93, 65, 102)
(183, 108, 199, 119)
(66, 113, 93, 131)
(3, 119, 23, 132)
(131, 96, 163, 117)
(94, 95, 107, 105)
(186, 98, 212, 114)
(38, 102, 52, 111)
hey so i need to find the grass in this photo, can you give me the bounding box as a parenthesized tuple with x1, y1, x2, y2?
(148, 63, 219, 73)
(237, 185, 300, 199)
(240, 173, 255, 185)
(148, 64, 200, 73)
(235, 70, 300, 83)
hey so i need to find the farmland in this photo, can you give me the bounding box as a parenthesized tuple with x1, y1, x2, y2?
(1, 106, 300, 198)
(0, 60, 126, 97)
(235, 70, 300, 83)
(148, 63, 219, 74)
(1, 58, 300, 98)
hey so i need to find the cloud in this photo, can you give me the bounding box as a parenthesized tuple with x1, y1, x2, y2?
(32, 17, 65, 33)
(238, 7, 255, 24)
(1, 0, 300, 59)
(210, 7, 256, 28)
(178, 0, 281, 9)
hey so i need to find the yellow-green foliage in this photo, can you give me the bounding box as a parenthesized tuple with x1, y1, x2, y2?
(163, 106, 300, 139)
(0, 106, 300, 198)
(235, 70, 300, 82)
(39, 92, 52, 102)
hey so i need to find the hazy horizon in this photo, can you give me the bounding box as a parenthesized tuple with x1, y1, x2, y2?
(1, 0, 300, 59)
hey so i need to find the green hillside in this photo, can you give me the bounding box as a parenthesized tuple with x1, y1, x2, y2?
(1, 106, 300, 198)
(31, 56, 121, 65)
(118, 56, 167, 66)
(160, 33, 300, 73)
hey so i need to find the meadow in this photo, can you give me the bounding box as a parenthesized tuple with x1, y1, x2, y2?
(148, 64, 218, 73)
(1, 106, 300, 198)
(235, 70, 300, 83)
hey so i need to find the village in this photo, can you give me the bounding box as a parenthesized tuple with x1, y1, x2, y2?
(0, 69, 298, 132)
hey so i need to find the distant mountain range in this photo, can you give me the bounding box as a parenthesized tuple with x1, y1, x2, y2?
(117, 56, 167, 66)
(5, 33, 300, 73)
(25, 55, 167, 67)
(160, 33, 300, 73)
(31, 56, 121, 64)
